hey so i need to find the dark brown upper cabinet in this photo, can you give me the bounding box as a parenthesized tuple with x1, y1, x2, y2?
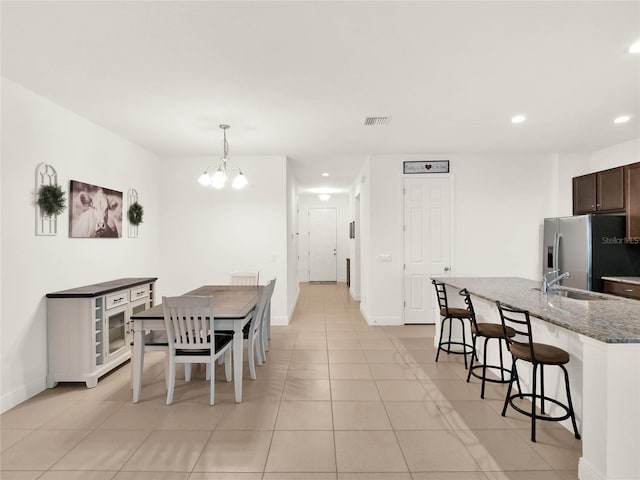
(573, 166, 625, 215)
(626, 162, 640, 239)
(573, 173, 597, 214)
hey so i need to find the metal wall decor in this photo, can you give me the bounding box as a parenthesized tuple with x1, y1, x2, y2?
(35, 163, 59, 236)
(128, 189, 139, 238)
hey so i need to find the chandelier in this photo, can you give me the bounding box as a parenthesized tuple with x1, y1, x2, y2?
(198, 124, 248, 189)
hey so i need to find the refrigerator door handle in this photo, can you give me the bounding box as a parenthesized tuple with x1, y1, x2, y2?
(553, 233, 561, 271)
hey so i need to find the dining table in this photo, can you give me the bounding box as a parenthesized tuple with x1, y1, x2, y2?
(130, 285, 262, 403)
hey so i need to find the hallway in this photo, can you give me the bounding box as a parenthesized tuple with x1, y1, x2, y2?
(0, 282, 581, 479)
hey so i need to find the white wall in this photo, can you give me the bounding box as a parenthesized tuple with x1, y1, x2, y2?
(156, 154, 290, 325)
(361, 153, 557, 326)
(0, 79, 161, 413)
(286, 158, 299, 320)
(296, 194, 350, 283)
(354, 161, 371, 319)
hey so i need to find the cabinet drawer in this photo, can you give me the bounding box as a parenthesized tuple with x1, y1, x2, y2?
(105, 290, 129, 309)
(603, 281, 640, 300)
(130, 285, 149, 302)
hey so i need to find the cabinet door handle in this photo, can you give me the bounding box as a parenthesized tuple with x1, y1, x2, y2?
(624, 288, 634, 292)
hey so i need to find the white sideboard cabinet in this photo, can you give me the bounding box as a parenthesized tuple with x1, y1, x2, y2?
(46, 277, 157, 388)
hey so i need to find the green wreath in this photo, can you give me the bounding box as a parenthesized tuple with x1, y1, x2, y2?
(37, 184, 66, 217)
(127, 201, 144, 226)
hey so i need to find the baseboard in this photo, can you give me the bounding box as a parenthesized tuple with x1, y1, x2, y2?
(364, 315, 402, 326)
(1, 376, 47, 414)
(578, 457, 604, 480)
(271, 315, 289, 326)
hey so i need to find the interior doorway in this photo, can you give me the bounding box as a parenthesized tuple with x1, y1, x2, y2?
(308, 208, 337, 281)
(403, 176, 452, 324)
(353, 194, 361, 299)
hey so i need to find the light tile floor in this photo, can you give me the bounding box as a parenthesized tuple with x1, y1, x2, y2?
(0, 282, 581, 479)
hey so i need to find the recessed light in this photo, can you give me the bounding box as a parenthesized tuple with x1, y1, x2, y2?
(511, 115, 526, 124)
(321, 172, 329, 177)
(628, 39, 640, 54)
(614, 115, 632, 124)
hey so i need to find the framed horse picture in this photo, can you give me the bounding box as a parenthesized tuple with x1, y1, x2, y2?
(69, 180, 123, 238)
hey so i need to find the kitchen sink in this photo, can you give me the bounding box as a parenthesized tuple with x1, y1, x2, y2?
(531, 287, 609, 301)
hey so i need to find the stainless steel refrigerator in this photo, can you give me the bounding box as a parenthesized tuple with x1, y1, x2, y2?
(542, 214, 640, 292)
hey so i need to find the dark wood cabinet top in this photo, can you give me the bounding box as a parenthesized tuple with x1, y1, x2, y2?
(46, 277, 157, 298)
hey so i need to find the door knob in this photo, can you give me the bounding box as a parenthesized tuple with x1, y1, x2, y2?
(444, 267, 450, 272)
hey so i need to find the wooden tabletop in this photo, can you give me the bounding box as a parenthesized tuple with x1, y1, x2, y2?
(130, 285, 262, 320)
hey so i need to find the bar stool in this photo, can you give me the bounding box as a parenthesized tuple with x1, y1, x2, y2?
(432, 280, 474, 369)
(496, 301, 581, 442)
(459, 288, 517, 399)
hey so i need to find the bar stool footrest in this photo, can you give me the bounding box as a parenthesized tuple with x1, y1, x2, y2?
(437, 341, 474, 357)
(506, 393, 575, 424)
(468, 364, 513, 384)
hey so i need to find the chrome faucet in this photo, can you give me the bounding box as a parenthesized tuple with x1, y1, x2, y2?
(543, 270, 571, 293)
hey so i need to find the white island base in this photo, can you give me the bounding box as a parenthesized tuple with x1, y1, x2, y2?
(435, 278, 640, 480)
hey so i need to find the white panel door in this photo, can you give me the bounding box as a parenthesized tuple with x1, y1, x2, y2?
(309, 208, 337, 281)
(403, 177, 451, 324)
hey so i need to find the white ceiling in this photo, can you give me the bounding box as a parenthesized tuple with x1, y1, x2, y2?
(2, 1, 639, 192)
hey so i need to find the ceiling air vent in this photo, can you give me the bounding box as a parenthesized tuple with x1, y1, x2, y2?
(364, 116, 391, 126)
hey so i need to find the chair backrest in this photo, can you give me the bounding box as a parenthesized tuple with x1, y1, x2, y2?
(162, 295, 215, 353)
(230, 271, 259, 286)
(495, 301, 535, 360)
(432, 280, 449, 311)
(458, 288, 478, 330)
(248, 278, 276, 336)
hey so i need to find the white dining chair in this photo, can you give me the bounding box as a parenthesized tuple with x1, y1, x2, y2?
(260, 277, 276, 360)
(217, 277, 275, 380)
(230, 271, 259, 286)
(246, 278, 276, 378)
(162, 295, 232, 405)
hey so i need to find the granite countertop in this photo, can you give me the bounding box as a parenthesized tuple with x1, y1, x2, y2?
(46, 277, 158, 298)
(432, 276, 640, 344)
(602, 276, 640, 286)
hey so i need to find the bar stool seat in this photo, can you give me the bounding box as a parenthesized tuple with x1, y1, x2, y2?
(432, 280, 475, 369)
(496, 301, 580, 442)
(510, 342, 569, 365)
(459, 288, 517, 398)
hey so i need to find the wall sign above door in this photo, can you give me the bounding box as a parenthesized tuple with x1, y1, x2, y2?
(403, 160, 449, 174)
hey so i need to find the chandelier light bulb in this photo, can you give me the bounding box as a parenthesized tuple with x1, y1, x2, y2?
(232, 171, 248, 189)
(211, 168, 226, 188)
(198, 171, 212, 186)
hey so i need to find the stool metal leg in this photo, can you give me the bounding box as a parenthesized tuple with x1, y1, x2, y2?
(561, 364, 581, 440)
(466, 334, 478, 383)
(498, 339, 505, 382)
(531, 363, 538, 442)
(435, 316, 448, 362)
(480, 336, 489, 398)
(502, 359, 518, 416)
(540, 364, 546, 415)
(460, 318, 468, 369)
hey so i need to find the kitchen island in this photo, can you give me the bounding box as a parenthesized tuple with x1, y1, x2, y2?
(433, 277, 640, 480)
